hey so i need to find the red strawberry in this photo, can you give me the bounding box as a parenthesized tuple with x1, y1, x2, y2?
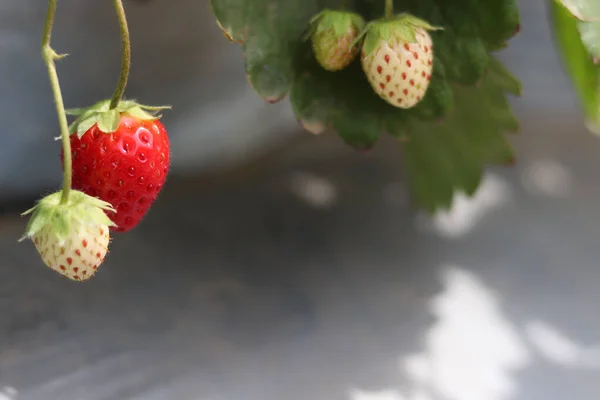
(358, 14, 441, 108)
(63, 100, 171, 232)
(20, 190, 116, 281)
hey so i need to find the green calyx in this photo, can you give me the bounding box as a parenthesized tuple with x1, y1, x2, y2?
(65, 99, 171, 139)
(353, 13, 443, 59)
(305, 9, 365, 41)
(20, 190, 116, 244)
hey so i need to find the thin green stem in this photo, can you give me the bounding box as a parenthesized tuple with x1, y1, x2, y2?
(384, 0, 393, 18)
(109, 0, 131, 110)
(42, 0, 72, 204)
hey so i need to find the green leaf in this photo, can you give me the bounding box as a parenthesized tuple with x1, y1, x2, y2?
(211, 0, 521, 211)
(551, 1, 600, 128)
(578, 20, 600, 61)
(486, 56, 522, 96)
(553, 0, 600, 21)
(553, 0, 600, 64)
(402, 60, 517, 211)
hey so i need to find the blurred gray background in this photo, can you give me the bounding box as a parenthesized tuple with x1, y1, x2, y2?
(2, 1, 600, 400)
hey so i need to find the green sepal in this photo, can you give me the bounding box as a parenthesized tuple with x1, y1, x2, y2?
(306, 9, 365, 41)
(66, 99, 171, 138)
(354, 13, 443, 59)
(20, 190, 116, 244)
(97, 109, 118, 133)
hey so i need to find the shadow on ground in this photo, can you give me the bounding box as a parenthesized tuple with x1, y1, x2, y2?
(1, 112, 600, 400)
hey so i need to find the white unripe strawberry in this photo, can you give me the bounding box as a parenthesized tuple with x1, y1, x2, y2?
(359, 14, 441, 109)
(20, 190, 116, 281)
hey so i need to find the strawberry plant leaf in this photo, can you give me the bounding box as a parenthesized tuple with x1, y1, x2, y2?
(553, 0, 600, 62)
(403, 57, 518, 211)
(210, 0, 521, 211)
(578, 21, 600, 61)
(551, 1, 600, 130)
(553, 0, 600, 21)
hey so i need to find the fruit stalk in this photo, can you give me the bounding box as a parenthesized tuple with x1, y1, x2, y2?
(41, 0, 72, 204)
(109, 0, 131, 110)
(384, 0, 393, 18)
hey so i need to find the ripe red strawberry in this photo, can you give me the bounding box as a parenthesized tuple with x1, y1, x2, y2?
(63, 100, 171, 232)
(21, 190, 116, 281)
(308, 10, 365, 71)
(359, 14, 441, 108)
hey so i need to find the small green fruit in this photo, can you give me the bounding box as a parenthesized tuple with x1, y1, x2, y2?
(308, 10, 365, 72)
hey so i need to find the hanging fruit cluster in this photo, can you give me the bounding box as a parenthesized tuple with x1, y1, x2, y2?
(211, 0, 522, 211)
(21, 0, 528, 281)
(20, 0, 171, 281)
(308, 8, 441, 109)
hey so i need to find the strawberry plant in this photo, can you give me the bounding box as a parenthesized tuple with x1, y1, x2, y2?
(211, 0, 600, 209)
(18, 0, 600, 281)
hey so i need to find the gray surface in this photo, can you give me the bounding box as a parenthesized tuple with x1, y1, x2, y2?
(1, 112, 600, 400)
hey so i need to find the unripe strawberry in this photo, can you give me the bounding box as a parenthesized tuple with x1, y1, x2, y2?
(20, 190, 116, 281)
(308, 10, 365, 71)
(360, 14, 441, 109)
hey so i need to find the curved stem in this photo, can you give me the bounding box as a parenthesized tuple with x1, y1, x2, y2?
(384, 0, 393, 18)
(109, 0, 131, 110)
(42, 0, 72, 204)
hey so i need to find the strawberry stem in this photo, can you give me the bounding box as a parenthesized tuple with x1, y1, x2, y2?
(384, 0, 393, 18)
(42, 0, 72, 204)
(109, 0, 131, 110)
